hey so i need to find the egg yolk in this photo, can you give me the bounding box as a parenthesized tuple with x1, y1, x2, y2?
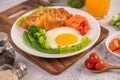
(55, 33, 78, 46)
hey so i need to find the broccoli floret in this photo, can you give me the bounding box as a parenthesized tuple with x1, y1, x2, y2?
(38, 28, 45, 33)
(28, 26, 38, 35)
(39, 36, 44, 43)
(38, 37, 50, 49)
(33, 32, 41, 39)
(37, 28, 47, 39)
(28, 26, 50, 49)
(44, 42, 50, 49)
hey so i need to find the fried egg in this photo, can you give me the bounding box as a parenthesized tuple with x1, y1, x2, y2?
(46, 27, 82, 48)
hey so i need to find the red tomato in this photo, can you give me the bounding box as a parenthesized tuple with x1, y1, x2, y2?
(89, 52, 99, 63)
(79, 29, 87, 35)
(77, 21, 90, 36)
(95, 59, 104, 70)
(85, 60, 94, 69)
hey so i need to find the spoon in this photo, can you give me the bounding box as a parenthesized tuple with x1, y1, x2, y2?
(85, 59, 120, 73)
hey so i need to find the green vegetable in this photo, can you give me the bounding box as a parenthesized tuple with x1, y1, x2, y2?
(34, 6, 48, 12)
(23, 31, 32, 46)
(27, 32, 59, 54)
(23, 26, 91, 54)
(67, 0, 85, 8)
(58, 36, 91, 54)
(80, 36, 91, 47)
(109, 13, 120, 28)
(17, 16, 26, 26)
(28, 26, 50, 49)
(17, 6, 47, 26)
(28, 25, 39, 36)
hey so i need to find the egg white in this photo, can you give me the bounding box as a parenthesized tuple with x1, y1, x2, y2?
(46, 27, 82, 48)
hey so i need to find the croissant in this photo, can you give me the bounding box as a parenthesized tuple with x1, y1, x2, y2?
(22, 8, 72, 30)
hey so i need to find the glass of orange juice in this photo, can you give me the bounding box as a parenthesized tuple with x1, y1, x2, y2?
(86, 0, 110, 17)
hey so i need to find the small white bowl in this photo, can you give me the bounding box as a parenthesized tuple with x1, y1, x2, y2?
(106, 33, 120, 58)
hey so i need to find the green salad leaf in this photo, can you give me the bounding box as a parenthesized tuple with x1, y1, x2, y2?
(58, 36, 91, 54)
(17, 16, 26, 26)
(17, 6, 48, 26)
(34, 6, 48, 12)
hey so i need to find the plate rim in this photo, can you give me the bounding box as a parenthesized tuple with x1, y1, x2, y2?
(11, 6, 101, 58)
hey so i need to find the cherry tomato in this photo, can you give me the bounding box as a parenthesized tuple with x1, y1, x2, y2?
(79, 29, 87, 35)
(77, 21, 89, 36)
(77, 26, 87, 36)
(85, 60, 94, 69)
(95, 59, 104, 70)
(89, 52, 99, 63)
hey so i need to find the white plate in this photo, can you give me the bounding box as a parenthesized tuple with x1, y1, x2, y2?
(11, 6, 100, 58)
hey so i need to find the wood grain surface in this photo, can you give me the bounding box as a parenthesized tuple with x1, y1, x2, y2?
(0, 0, 109, 74)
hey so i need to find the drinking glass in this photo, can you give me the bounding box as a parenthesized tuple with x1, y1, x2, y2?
(86, 0, 110, 17)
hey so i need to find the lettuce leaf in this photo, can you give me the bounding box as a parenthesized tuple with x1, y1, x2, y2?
(34, 6, 48, 12)
(17, 16, 26, 26)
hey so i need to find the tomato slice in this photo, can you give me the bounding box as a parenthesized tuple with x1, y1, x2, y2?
(89, 52, 99, 63)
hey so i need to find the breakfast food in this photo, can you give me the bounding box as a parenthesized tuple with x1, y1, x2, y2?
(85, 52, 104, 70)
(46, 27, 82, 48)
(109, 38, 120, 54)
(22, 7, 72, 30)
(65, 15, 90, 35)
(17, 6, 92, 54)
(23, 26, 91, 54)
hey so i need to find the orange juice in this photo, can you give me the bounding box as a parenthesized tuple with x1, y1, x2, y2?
(86, 0, 110, 17)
